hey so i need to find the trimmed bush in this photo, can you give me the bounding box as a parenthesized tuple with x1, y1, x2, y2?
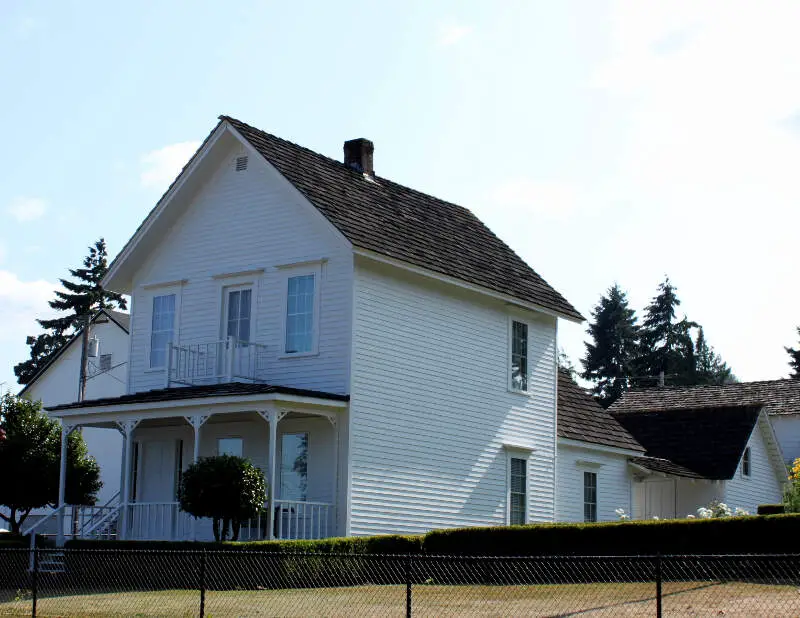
(423, 514, 800, 556)
(757, 504, 786, 515)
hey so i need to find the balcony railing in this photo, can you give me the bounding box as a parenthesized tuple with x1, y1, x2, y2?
(166, 337, 269, 387)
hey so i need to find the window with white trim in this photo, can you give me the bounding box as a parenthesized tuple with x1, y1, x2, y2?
(285, 274, 316, 354)
(218, 437, 243, 457)
(280, 432, 308, 501)
(510, 320, 529, 391)
(742, 446, 751, 477)
(584, 471, 598, 522)
(509, 457, 527, 525)
(150, 294, 176, 368)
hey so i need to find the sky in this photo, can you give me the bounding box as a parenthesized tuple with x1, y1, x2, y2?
(1, 0, 799, 393)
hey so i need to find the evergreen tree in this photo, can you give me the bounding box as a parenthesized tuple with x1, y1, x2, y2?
(581, 283, 640, 407)
(635, 277, 697, 386)
(694, 327, 735, 385)
(558, 348, 578, 380)
(786, 327, 800, 379)
(14, 239, 127, 384)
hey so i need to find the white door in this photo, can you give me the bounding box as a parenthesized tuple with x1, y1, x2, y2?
(644, 479, 676, 519)
(134, 441, 176, 540)
(223, 287, 253, 378)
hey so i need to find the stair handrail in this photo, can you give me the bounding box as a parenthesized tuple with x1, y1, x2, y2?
(22, 504, 67, 565)
(76, 492, 121, 536)
(81, 503, 122, 538)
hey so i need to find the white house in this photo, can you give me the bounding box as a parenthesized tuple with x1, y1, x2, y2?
(33, 115, 585, 544)
(19, 309, 129, 506)
(557, 370, 787, 522)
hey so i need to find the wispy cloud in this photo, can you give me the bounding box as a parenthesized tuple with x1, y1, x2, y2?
(6, 196, 47, 222)
(140, 141, 201, 190)
(0, 270, 56, 345)
(436, 23, 473, 48)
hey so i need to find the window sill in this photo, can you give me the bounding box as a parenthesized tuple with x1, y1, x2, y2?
(144, 367, 166, 373)
(508, 387, 532, 396)
(279, 351, 320, 360)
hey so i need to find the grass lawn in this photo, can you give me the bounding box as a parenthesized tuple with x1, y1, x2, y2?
(1, 581, 799, 616)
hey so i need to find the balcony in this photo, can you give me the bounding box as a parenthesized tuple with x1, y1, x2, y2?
(166, 337, 269, 387)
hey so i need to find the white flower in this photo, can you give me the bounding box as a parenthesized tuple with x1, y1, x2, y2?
(697, 507, 713, 519)
(615, 508, 629, 520)
(652, 516, 660, 520)
(687, 514, 696, 519)
(734, 507, 750, 517)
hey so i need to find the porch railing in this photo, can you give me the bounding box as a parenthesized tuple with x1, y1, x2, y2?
(125, 502, 193, 541)
(166, 337, 269, 387)
(240, 500, 333, 541)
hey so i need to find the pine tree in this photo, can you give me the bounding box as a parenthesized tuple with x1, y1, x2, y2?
(14, 239, 127, 384)
(786, 327, 800, 379)
(581, 283, 640, 407)
(635, 277, 697, 386)
(694, 327, 735, 385)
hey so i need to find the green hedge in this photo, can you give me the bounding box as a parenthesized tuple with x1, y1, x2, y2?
(64, 514, 800, 557)
(757, 504, 786, 515)
(423, 514, 800, 556)
(66, 534, 423, 554)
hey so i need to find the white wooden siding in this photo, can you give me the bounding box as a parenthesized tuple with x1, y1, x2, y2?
(769, 415, 800, 464)
(24, 319, 128, 506)
(724, 417, 785, 513)
(555, 444, 632, 522)
(348, 259, 558, 536)
(127, 136, 352, 395)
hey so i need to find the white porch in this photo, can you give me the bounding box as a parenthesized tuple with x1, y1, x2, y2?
(630, 462, 723, 520)
(37, 389, 348, 546)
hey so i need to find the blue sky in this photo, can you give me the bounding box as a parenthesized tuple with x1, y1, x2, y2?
(2, 0, 799, 392)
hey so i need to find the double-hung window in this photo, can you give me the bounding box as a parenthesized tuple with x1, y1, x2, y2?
(218, 437, 243, 457)
(150, 294, 176, 368)
(584, 471, 598, 522)
(509, 457, 527, 525)
(285, 274, 316, 354)
(510, 320, 529, 392)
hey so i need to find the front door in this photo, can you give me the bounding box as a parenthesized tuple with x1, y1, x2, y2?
(133, 440, 177, 540)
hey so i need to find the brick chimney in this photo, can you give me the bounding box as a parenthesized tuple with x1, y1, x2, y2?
(343, 138, 374, 176)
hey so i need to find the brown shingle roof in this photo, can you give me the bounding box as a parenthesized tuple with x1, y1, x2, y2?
(557, 369, 644, 452)
(612, 406, 761, 480)
(222, 116, 582, 321)
(629, 456, 706, 479)
(610, 379, 800, 416)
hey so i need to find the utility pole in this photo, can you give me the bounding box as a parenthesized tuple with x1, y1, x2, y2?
(78, 314, 91, 402)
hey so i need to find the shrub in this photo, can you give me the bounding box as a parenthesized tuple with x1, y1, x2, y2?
(757, 504, 785, 515)
(178, 455, 266, 541)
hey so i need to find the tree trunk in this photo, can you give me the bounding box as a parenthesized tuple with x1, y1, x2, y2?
(231, 519, 241, 542)
(9, 508, 20, 536)
(212, 517, 221, 542)
(221, 517, 230, 541)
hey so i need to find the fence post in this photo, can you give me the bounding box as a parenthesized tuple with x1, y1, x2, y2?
(199, 549, 207, 618)
(405, 554, 412, 618)
(655, 553, 662, 618)
(31, 547, 39, 618)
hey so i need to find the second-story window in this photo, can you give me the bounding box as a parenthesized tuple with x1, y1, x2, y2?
(150, 294, 176, 368)
(742, 446, 752, 477)
(285, 274, 315, 354)
(510, 320, 529, 391)
(226, 288, 252, 344)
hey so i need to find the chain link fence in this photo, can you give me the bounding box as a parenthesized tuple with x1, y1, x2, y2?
(2, 548, 800, 616)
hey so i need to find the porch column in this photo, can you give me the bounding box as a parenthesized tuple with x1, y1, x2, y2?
(185, 415, 210, 541)
(258, 406, 287, 540)
(56, 422, 76, 546)
(116, 419, 140, 541)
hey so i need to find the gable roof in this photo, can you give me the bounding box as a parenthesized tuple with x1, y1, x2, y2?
(611, 405, 761, 480)
(557, 369, 644, 452)
(609, 379, 800, 416)
(18, 308, 130, 397)
(106, 115, 581, 320)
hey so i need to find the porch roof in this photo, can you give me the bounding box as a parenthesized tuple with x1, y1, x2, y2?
(46, 382, 349, 413)
(628, 456, 707, 479)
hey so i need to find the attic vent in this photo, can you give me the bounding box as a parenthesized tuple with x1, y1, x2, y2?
(235, 155, 248, 171)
